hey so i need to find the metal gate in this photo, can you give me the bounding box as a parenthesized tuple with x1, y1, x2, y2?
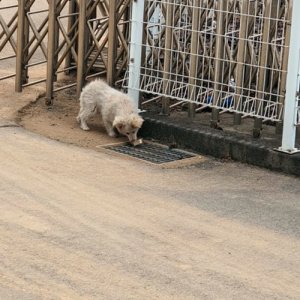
(0, 0, 131, 101)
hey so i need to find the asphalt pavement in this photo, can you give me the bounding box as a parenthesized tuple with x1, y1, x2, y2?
(0, 2, 300, 298)
(0, 124, 299, 299)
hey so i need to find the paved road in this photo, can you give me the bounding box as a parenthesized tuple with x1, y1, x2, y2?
(1, 2, 300, 298)
(0, 125, 300, 299)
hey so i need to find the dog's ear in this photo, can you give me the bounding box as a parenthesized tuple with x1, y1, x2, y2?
(130, 114, 144, 129)
(113, 116, 126, 131)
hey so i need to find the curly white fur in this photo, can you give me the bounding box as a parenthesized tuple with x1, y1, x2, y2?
(77, 80, 144, 142)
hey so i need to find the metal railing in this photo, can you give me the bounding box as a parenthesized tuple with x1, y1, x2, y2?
(0, 0, 130, 100)
(0, 0, 18, 80)
(125, 0, 299, 153)
(126, 1, 289, 122)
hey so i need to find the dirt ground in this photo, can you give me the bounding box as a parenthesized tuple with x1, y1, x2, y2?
(1, 125, 300, 300)
(18, 79, 128, 150)
(18, 80, 281, 153)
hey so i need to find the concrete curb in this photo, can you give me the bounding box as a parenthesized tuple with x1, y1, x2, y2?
(140, 114, 300, 176)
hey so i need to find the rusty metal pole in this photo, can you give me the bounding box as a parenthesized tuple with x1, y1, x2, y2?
(53, 1, 60, 82)
(23, 0, 30, 84)
(233, 0, 250, 125)
(161, 0, 174, 115)
(188, 0, 201, 119)
(107, 0, 117, 86)
(64, 0, 77, 74)
(76, 0, 87, 98)
(15, 0, 26, 92)
(211, 0, 227, 128)
(45, 0, 57, 105)
(253, 0, 278, 138)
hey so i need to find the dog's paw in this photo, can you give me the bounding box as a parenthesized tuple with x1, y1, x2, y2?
(80, 125, 90, 131)
(108, 131, 117, 137)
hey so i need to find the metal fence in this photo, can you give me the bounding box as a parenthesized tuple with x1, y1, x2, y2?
(125, 0, 300, 153)
(0, 0, 18, 80)
(126, 1, 289, 122)
(0, 0, 299, 153)
(0, 0, 130, 100)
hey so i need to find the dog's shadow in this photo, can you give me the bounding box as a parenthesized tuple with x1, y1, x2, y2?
(85, 118, 106, 133)
(81, 120, 126, 141)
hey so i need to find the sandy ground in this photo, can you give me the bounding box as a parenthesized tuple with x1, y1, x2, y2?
(1, 126, 300, 300)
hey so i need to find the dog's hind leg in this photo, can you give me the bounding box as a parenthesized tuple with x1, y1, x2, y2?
(77, 104, 97, 131)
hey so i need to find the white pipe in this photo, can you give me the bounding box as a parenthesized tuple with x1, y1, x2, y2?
(279, 0, 300, 153)
(127, 0, 145, 110)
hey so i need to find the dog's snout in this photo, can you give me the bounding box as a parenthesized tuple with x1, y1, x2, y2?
(127, 132, 138, 143)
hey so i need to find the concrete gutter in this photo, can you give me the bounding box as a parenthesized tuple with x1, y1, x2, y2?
(140, 114, 300, 177)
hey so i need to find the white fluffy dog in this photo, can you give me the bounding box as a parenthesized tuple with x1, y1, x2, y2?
(77, 80, 144, 142)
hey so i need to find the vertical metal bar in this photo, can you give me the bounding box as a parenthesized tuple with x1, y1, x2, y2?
(161, 0, 174, 115)
(276, 2, 292, 134)
(45, 0, 57, 105)
(107, 0, 117, 86)
(127, 0, 145, 110)
(233, 0, 249, 125)
(53, 1, 60, 82)
(188, 0, 200, 119)
(23, 1, 30, 84)
(64, 0, 77, 74)
(211, 0, 226, 128)
(76, 0, 87, 98)
(88, 0, 96, 49)
(279, 0, 300, 153)
(15, 0, 25, 92)
(253, 0, 277, 138)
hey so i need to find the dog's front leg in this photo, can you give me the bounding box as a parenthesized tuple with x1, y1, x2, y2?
(103, 120, 117, 137)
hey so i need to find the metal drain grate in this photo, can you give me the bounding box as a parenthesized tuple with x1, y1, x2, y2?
(105, 143, 195, 164)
